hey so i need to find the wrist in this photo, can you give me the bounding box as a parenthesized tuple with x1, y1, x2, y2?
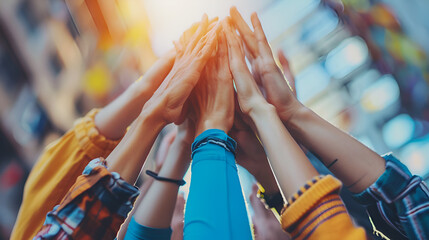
(196, 118, 230, 137)
(278, 100, 306, 126)
(248, 102, 277, 121)
(284, 105, 313, 134)
(138, 105, 168, 131)
(128, 79, 152, 103)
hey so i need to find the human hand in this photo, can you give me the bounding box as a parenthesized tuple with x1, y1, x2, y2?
(249, 185, 291, 240)
(229, 7, 302, 123)
(192, 27, 235, 136)
(223, 18, 271, 117)
(142, 14, 220, 125)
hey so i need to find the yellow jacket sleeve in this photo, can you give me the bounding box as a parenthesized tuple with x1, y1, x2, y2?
(10, 109, 122, 240)
(281, 175, 367, 240)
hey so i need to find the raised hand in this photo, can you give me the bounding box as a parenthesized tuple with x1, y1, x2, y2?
(144, 14, 221, 125)
(224, 17, 318, 199)
(222, 17, 270, 117)
(229, 7, 302, 123)
(191, 26, 235, 136)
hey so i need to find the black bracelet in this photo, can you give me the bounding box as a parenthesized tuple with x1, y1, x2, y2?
(145, 170, 186, 186)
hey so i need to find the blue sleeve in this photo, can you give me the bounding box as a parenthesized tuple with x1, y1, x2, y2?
(184, 129, 252, 240)
(124, 216, 172, 240)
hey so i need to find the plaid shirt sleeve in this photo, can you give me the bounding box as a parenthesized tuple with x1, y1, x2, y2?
(33, 158, 139, 240)
(353, 154, 429, 240)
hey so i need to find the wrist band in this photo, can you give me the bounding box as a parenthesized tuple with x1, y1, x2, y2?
(146, 170, 186, 186)
(192, 136, 237, 156)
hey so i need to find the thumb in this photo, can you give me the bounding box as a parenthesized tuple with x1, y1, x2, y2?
(277, 50, 296, 97)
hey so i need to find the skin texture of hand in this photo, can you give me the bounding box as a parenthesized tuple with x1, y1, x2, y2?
(277, 50, 296, 98)
(94, 50, 176, 140)
(222, 18, 268, 116)
(106, 13, 219, 184)
(249, 185, 291, 240)
(192, 27, 235, 136)
(229, 7, 302, 123)
(145, 14, 221, 125)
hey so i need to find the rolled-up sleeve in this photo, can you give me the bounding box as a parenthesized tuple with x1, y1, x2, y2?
(34, 158, 139, 239)
(11, 109, 122, 240)
(281, 175, 366, 240)
(353, 154, 429, 240)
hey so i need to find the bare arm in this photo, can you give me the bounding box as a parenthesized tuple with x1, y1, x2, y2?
(224, 19, 318, 199)
(230, 7, 385, 193)
(285, 107, 385, 193)
(106, 13, 220, 184)
(133, 124, 192, 228)
(95, 50, 175, 140)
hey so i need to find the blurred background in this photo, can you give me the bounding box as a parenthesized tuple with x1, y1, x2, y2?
(1, 0, 429, 238)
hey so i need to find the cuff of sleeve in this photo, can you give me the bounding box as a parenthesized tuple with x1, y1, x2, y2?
(125, 217, 172, 240)
(281, 175, 342, 230)
(58, 158, 139, 217)
(73, 109, 122, 160)
(191, 129, 237, 157)
(352, 153, 421, 205)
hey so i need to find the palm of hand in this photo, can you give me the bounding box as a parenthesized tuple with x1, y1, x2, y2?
(145, 15, 220, 125)
(229, 7, 300, 122)
(253, 56, 297, 122)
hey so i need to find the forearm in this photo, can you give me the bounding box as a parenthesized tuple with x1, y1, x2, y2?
(95, 85, 144, 140)
(117, 177, 155, 240)
(106, 110, 166, 184)
(133, 137, 190, 228)
(285, 107, 385, 193)
(95, 53, 175, 140)
(250, 104, 318, 199)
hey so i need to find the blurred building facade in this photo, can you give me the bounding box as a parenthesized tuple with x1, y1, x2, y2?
(0, 0, 155, 238)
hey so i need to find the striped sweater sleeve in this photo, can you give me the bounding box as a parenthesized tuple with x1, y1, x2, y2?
(281, 175, 366, 240)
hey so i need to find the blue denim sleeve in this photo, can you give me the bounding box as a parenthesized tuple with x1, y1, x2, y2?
(353, 154, 429, 240)
(184, 129, 252, 240)
(124, 216, 172, 240)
